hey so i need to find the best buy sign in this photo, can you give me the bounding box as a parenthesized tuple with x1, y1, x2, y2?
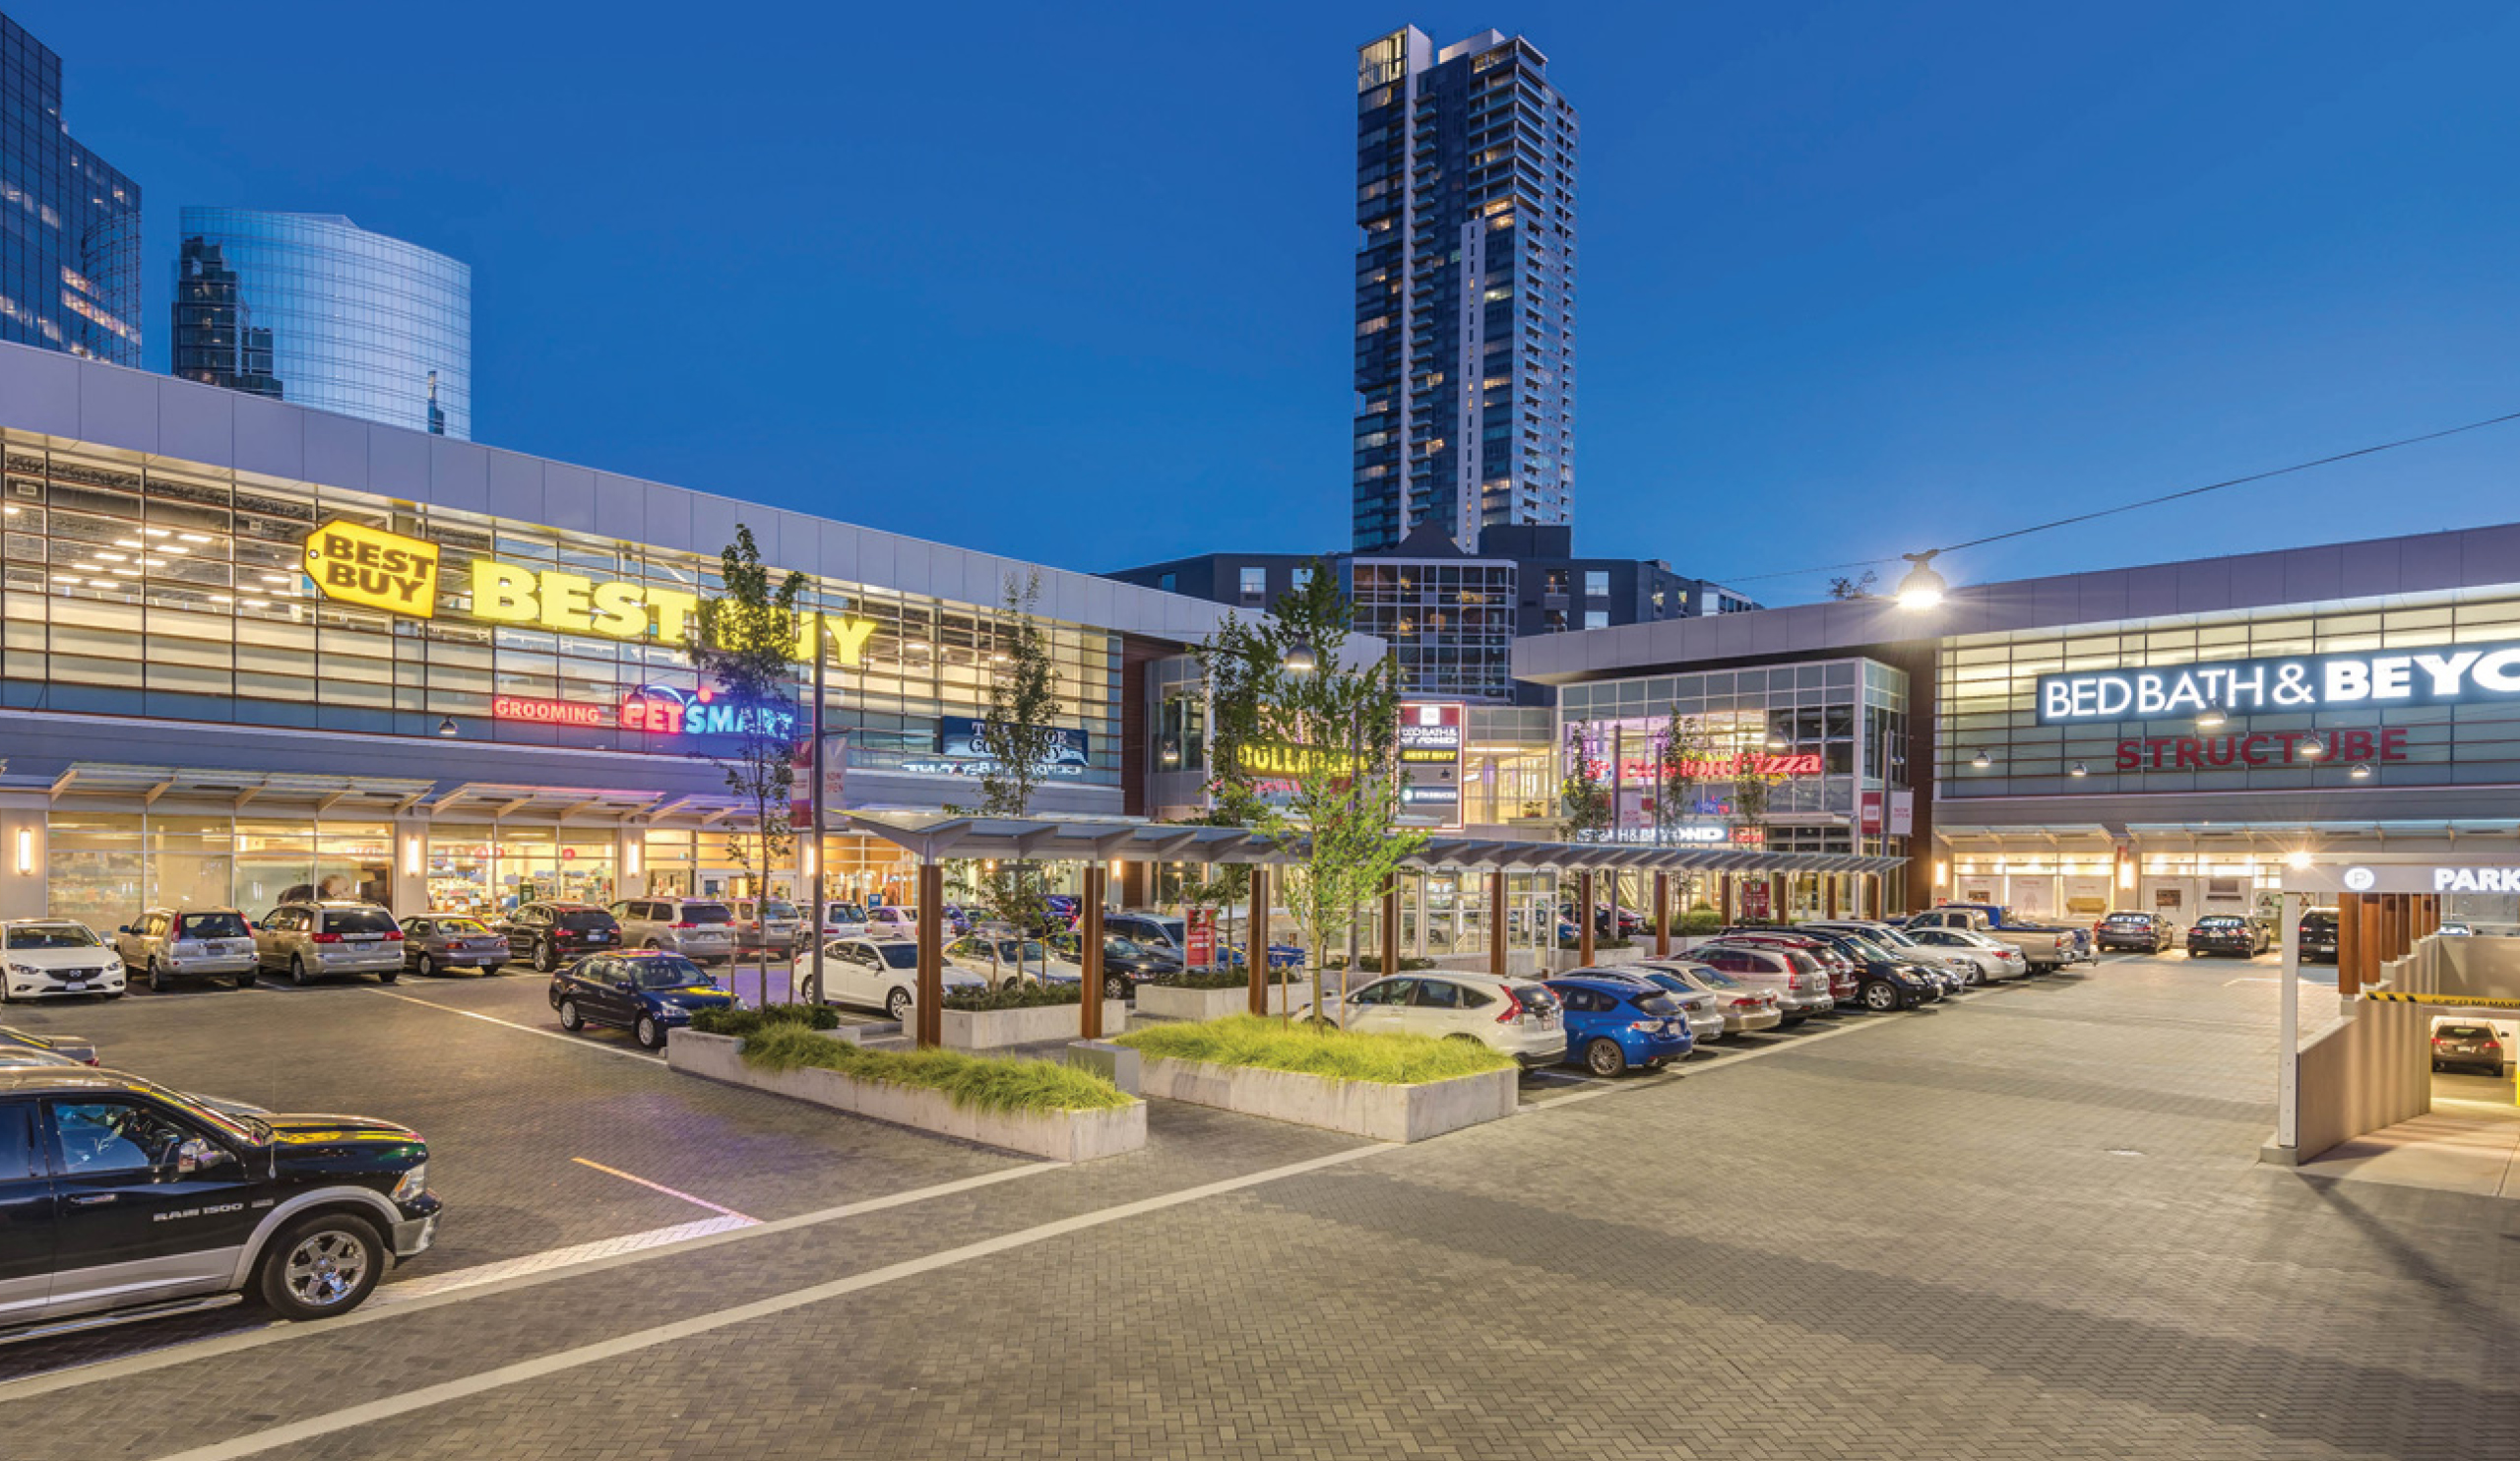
(302, 523, 876, 664)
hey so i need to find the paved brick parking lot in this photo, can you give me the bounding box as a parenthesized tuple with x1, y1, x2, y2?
(3, 950, 2514, 1460)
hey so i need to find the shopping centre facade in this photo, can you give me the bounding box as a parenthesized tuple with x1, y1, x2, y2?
(1518, 524, 2520, 927)
(0, 344, 1257, 927)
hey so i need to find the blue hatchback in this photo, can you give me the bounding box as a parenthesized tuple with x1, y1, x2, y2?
(1542, 976, 1692, 1076)
(550, 950, 734, 1049)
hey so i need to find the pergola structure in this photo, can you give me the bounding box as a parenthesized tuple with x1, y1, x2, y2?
(838, 812, 1907, 1047)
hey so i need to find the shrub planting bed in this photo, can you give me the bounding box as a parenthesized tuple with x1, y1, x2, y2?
(1113, 1016, 1521, 1143)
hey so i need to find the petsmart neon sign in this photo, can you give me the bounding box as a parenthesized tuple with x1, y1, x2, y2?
(619, 685, 795, 739)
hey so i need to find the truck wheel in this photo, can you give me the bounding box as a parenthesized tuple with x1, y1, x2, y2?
(258, 1210, 386, 1320)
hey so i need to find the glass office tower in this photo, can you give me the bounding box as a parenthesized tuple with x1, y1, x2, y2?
(173, 209, 472, 440)
(1353, 26, 1578, 553)
(0, 13, 143, 365)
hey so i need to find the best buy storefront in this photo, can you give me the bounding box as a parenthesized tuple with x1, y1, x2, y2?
(1516, 523, 2520, 922)
(0, 346, 1236, 923)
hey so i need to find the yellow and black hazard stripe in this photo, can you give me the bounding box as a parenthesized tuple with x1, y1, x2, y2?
(2362, 990, 2520, 1010)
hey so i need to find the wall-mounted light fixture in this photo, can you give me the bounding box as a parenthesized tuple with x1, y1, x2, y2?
(402, 834, 421, 878)
(12, 827, 31, 875)
(624, 840, 644, 880)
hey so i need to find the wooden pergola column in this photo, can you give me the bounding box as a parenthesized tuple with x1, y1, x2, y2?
(1380, 873, 1400, 980)
(1246, 865, 1271, 1016)
(1489, 869, 1508, 978)
(1653, 872, 1670, 959)
(1079, 863, 1106, 1040)
(1577, 869, 1596, 968)
(914, 862, 944, 1047)
(2334, 894, 2362, 997)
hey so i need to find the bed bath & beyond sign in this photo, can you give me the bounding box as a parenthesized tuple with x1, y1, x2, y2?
(2037, 640, 2520, 724)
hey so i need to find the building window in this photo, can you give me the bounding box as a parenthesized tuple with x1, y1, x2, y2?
(1238, 567, 1267, 600)
(1159, 572, 1176, 593)
(1292, 567, 1313, 590)
(1584, 610, 1608, 630)
(1584, 570, 1608, 599)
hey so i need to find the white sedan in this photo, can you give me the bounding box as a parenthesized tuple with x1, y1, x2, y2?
(947, 933, 1083, 988)
(1300, 972, 1564, 1067)
(1893, 924, 2029, 983)
(2, 919, 126, 1001)
(795, 936, 986, 1022)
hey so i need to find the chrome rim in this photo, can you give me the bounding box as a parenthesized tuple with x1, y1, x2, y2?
(1865, 984, 1896, 1010)
(284, 1229, 370, 1308)
(638, 1016, 659, 1045)
(888, 989, 912, 1020)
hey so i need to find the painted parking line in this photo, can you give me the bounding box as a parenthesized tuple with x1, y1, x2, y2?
(361, 987, 664, 1063)
(378, 1216, 756, 1304)
(0, 1161, 1062, 1405)
(571, 1157, 757, 1221)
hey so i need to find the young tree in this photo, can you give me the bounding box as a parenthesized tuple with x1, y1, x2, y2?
(685, 526, 806, 985)
(1655, 711, 1720, 844)
(1200, 561, 1423, 1027)
(973, 572, 1061, 984)
(1826, 570, 1879, 601)
(1558, 723, 1612, 843)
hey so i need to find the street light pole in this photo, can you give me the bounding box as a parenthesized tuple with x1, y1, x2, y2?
(807, 627, 827, 1007)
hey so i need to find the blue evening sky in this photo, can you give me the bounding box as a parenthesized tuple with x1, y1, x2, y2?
(16, 1, 2520, 603)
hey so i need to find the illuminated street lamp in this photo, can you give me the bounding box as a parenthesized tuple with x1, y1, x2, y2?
(436, 716, 459, 737)
(2070, 762, 2089, 778)
(1970, 749, 1993, 770)
(1894, 550, 1947, 610)
(2350, 762, 2372, 780)
(1282, 639, 1318, 675)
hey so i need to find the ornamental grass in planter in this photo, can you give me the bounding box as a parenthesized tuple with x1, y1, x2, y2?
(1112, 1014, 1511, 1085)
(737, 1025, 1132, 1114)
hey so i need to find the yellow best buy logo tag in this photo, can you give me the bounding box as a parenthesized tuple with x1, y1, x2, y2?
(302, 520, 440, 618)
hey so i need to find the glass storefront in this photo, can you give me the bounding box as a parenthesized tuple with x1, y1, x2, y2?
(1, 433, 1122, 792)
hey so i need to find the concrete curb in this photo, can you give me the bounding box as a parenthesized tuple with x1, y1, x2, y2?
(1137, 1055, 1519, 1143)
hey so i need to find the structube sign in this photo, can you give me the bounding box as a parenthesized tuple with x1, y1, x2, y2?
(2037, 640, 2520, 724)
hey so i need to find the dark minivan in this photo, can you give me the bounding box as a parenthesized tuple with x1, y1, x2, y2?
(504, 902, 622, 973)
(2299, 908, 2341, 964)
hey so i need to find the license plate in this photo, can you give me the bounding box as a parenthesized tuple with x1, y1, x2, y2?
(61, 982, 86, 991)
(588, 933, 611, 943)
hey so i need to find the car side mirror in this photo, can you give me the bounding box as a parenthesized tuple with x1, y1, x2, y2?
(117, 925, 132, 935)
(173, 1137, 232, 1176)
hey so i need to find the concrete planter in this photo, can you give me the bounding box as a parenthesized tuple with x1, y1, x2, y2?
(1134, 983, 1298, 1022)
(940, 999, 1130, 1049)
(665, 1029, 1145, 1162)
(1137, 1055, 1518, 1143)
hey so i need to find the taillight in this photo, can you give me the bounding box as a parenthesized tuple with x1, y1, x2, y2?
(309, 932, 343, 944)
(672, 921, 697, 929)
(1496, 990, 1522, 1023)
(383, 929, 405, 941)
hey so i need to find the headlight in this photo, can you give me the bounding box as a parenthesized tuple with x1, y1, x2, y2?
(5, 963, 32, 977)
(392, 1162, 429, 1202)
(657, 1004, 693, 1022)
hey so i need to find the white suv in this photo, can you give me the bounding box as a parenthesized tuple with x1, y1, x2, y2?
(1304, 972, 1563, 1067)
(607, 898, 738, 964)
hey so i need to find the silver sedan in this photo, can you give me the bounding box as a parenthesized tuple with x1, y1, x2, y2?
(1632, 960, 1785, 1034)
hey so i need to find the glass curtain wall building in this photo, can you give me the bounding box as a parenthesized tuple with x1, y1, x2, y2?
(1354, 26, 1578, 553)
(173, 210, 472, 439)
(0, 13, 142, 365)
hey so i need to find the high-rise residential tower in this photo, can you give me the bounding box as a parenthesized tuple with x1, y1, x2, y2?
(0, 11, 143, 365)
(173, 209, 472, 439)
(1353, 26, 1577, 554)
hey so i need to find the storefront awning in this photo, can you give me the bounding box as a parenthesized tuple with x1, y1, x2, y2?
(43, 763, 438, 811)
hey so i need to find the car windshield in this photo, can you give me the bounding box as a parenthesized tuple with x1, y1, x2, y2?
(324, 909, 400, 934)
(678, 903, 732, 925)
(1862, 925, 1924, 949)
(175, 913, 251, 939)
(828, 904, 865, 921)
(756, 902, 798, 921)
(130, 1076, 262, 1144)
(1147, 918, 1185, 941)
(557, 910, 617, 930)
(434, 918, 491, 935)
(1686, 966, 1743, 988)
(969, 938, 1048, 964)
(625, 956, 709, 989)
(6, 924, 98, 949)
(874, 942, 921, 970)
(2437, 1024, 2491, 1040)
(1835, 936, 1894, 961)
(1106, 936, 1151, 958)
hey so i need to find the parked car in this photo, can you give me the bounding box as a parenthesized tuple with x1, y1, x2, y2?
(801, 935, 987, 1022)
(0, 1043, 86, 1070)
(1301, 972, 1565, 1067)
(2185, 915, 2271, 959)
(0, 1023, 95, 1064)
(2438, 921, 2476, 937)
(255, 902, 407, 985)
(1904, 906, 2086, 972)
(0, 1064, 439, 1340)
(1560, 904, 1648, 939)
(1879, 923, 2028, 983)
(1045, 930, 1180, 998)
(863, 907, 922, 939)
(111, 908, 257, 992)
(1791, 926, 1951, 1004)
(505, 902, 625, 973)
(2097, 911, 2180, 954)
(1632, 960, 1783, 1036)
(729, 898, 804, 955)
(548, 950, 733, 1049)
(606, 897, 735, 964)
(1542, 976, 1692, 1076)
(394, 914, 510, 977)
(2429, 1021, 2507, 1076)
(1684, 942, 1840, 1021)
(2299, 907, 2341, 964)
(1703, 929, 1864, 1002)
(946, 932, 1081, 988)
(1573, 966, 1727, 1045)
(4, 919, 126, 1001)
(1103, 912, 1190, 963)
(815, 901, 870, 940)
